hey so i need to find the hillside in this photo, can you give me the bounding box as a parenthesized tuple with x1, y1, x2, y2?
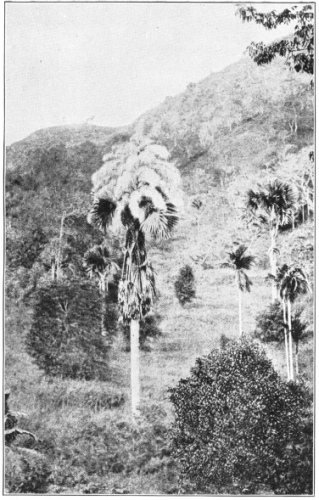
(5, 54, 314, 494)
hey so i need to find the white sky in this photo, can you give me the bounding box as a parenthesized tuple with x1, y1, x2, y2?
(5, 2, 293, 145)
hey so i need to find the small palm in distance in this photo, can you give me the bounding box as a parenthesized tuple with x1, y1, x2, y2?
(221, 244, 255, 337)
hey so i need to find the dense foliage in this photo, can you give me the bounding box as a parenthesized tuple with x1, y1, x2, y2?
(26, 280, 116, 380)
(254, 300, 285, 342)
(174, 265, 196, 306)
(237, 5, 314, 77)
(169, 339, 313, 494)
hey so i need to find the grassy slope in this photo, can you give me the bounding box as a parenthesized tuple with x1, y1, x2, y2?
(5, 197, 313, 493)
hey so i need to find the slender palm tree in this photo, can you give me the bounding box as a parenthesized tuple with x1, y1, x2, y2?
(244, 180, 296, 301)
(291, 309, 311, 380)
(279, 265, 311, 381)
(267, 264, 290, 380)
(221, 245, 255, 337)
(89, 139, 181, 420)
(84, 244, 119, 337)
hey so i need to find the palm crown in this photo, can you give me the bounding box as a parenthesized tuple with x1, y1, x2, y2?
(83, 244, 119, 284)
(88, 137, 182, 322)
(245, 179, 297, 229)
(280, 266, 311, 304)
(221, 244, 255, 292)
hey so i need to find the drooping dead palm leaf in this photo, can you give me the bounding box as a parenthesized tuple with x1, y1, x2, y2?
(90, 196, 117, 233)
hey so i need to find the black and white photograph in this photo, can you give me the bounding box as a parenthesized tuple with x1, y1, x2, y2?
(4, 2, 314, 495)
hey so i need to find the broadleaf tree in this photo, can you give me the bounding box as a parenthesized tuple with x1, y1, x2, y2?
(236, 4, 314, 80)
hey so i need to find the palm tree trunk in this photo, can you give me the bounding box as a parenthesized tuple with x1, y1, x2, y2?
(269, 228, 277, 302)
(283, 301, 290, 380)
(238, 288, 242, 338)
(101, 279, 108, 337)
(131, 318, 140, 421)
(295, 340, 299, 380)
(287, 301, 294, 381)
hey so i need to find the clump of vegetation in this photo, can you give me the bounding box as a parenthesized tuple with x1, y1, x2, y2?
(5, 391, 52, 494)
(254, 300, 285, 342)
(174, 265, 196, 306)
(169, 339, 313, 495)
(26, 280, 116, 381)
(47, 406, 177, 494)
(5, 448, 52, 494)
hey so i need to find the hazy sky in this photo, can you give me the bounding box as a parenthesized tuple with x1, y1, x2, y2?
(5, 3, 293, 145)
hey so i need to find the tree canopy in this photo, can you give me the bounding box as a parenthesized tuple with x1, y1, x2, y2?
(237, 5, 314, 78)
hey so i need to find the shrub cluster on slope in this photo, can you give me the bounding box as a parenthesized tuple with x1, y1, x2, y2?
(26, 280, 116, 381)
(174, 265, 196, 306)
(169, 339, 313, 494)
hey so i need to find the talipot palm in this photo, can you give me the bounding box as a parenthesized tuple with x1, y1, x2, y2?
(221, 245, 255, 337)
(88, 138, 182, 420)
(244, 180, 296, 301)
(279, 265, 311, 381)
(83, 244, 119, 337)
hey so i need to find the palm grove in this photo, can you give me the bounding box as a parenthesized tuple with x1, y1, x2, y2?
(6, 3, 313, 496)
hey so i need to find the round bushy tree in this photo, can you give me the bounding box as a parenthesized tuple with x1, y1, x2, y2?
(169, 339, 312, 495)
(254, 299, 285, 342)
(27, 280, 117, 381)
(174, 265, 196, 306)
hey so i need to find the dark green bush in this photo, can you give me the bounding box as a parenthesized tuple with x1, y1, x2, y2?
(254, 301, 311, 346)
(174, 265, 196, 306)
(254, 300, 284, 343)
(26, 280, 116, 381)
(169, 339, 313, 494)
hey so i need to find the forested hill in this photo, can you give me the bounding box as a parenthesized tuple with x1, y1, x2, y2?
(6, 54, 314, 281)
(7, 55, 313, 194)
(132, 57, 313, 189)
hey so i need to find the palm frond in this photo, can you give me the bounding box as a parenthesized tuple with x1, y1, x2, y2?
(280, 266, 311, 303)
(220, 262, 235, 270)
(141, 202, 179, 240)
(84, 244, 119, 276)
(237, 270, 253, 292)
(90, 196, 117, 232)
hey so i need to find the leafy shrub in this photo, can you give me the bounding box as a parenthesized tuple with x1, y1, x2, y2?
(169, 339, 313, 494)
(174, 265, 196, 306)
(5, 448, 52, 493)
(254, 300, 284, 342)
(254, 301, 311, 346)
(26, 280, 116, 381)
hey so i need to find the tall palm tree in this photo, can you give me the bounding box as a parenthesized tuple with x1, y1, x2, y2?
(279, 265, 311, 381)
(244, 180, 296, 301)
(267, 264, 290, 380)
(221, 245, 255, 337)
(83, 244, 119, 338)
(291, 309, 311, 380)
(89, 139, 181, 420)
